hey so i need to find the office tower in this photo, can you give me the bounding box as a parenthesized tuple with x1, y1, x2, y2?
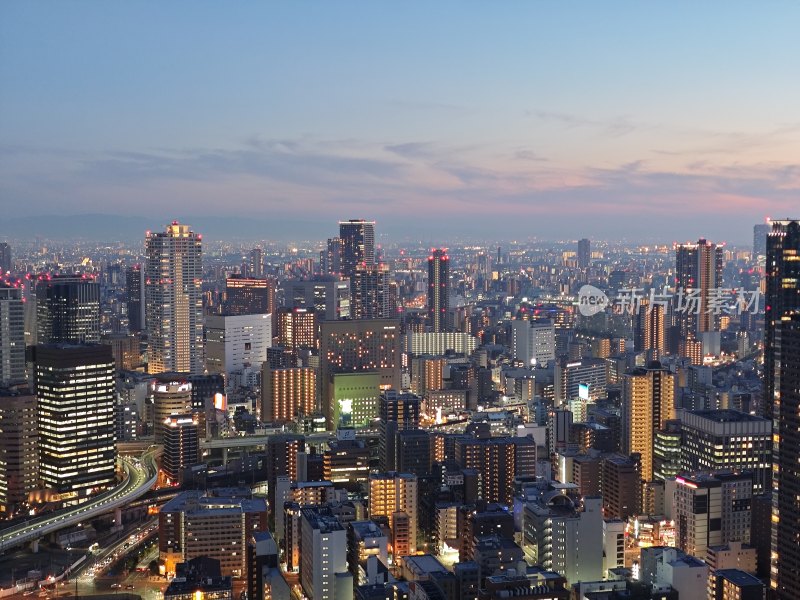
(277, 307, 317, 351)
(300, 508, 350, 600)
(554, 357, 607, 404)
(0, 285, 25, 385)
(323, 435, 370, 484)
(577, 238, 591, 269)
(320, 318, 401, 428)
(753, 222, 770, 258)
(675, 238, 723, 358)
(674, 472, 752, 560)
(35, 344, 116, 501)
(679, 409, 771, 494)
(150, 375, 193, 443)
(125, 264, 145, 332)
(426, 249, 449, 332)
(764, 219, 800, 419)
(711, 569, 766, 600)
(455, 437, 517, 505)
(249, 248, 264, 278)
(0, 243, 10, 274)
(224, 275, 275, 316)
(653, 420, 682, 482)
(771, 314, 800, 598)
(339, 219, 375, 279)
(159, 490, 268, 577)
(379, 390, 420, 472)
(329, 372, 380, 428)
(522, 492, 604, 585)
(265, 434, 304, 518)
(396, 429, 432, 477)
(102, 332, 140, 371)
(260, 364, 316, 423)
(0, 387, 37, 518)
(621, 363, 675, 482)
(36, 275, 101, 344)
(286, 277, 351, 320)
(162, 414, 200, 482)
(145, 222, 203, 375)
(205, 313, 272, 381)
(368, 472, 418, 557)
(188, 373, 225, 412)
(510, 319, 556, 367)
(322, 237, 342, 276)
(635, 298, 665, 361)
(352, 263, 390, 319)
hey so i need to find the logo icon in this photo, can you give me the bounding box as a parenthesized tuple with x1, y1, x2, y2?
(577, 285, 609, 317)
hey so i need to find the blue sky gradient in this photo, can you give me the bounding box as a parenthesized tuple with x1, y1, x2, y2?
(2, 2, 799, 242)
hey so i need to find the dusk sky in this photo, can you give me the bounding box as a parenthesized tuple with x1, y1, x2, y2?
(2, 2, 799, 243)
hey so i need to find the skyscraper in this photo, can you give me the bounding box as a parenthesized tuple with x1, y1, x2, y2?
(675, 238, 723, 358)
(352, 263, 390, 319)
(368, 472, 418, 557)
(635, 298, 665, 361)
(764, 219, 800, 419)
(753, 222, 770, 258)
(621, 363, 675, 483)
(145, 222, 203, 374)
(0, 387, 38, 518)
(0, 285, 25, 385)
(249, 248, 264, 278)
(338, 219, 375, 279)
(125, 264, 145, 333)
(276, 307, 317, 351)
(427, 248, 450, 332)
(379, 390, 421, 471)
(322, 237, 342, 276)
(36, 275, 101, 345)
(224, 275, 275, 316)
(0, 243, 11, 274)
(577, 238, 591, 269)
(35, 344, 117, 502)
(771, 314, 800, 598)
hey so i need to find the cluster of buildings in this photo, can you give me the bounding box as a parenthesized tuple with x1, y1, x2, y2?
(0, 218, 799, 600)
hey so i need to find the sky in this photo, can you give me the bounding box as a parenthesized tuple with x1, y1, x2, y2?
(2, 1, 799, 243)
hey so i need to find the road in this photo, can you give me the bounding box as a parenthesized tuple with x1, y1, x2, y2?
(0, 448, 159, 554)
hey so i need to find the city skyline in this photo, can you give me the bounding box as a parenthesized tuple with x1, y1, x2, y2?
(2, 3, 800, 242)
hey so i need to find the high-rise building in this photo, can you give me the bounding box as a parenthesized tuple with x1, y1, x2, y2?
(286, 277, 351, 321)
(320, 318, 401, 428)
(379, 390, 420, 472)
(456, 437, 522, 506)
(771, 314, 800, 598)
(339, 219, 375, 279)
(322, 237, 342, 276)
(675, 239, 723, 358)
(205, 313, 272, 381)
(679, 409, 771, 494)
(162, 414, 200, 482)
(260, 364, 316, 423)
(0, 387, 38, 518)
(224, 275, 275, 316)
(352, 263, 390, 319)
(635, 299, 665, 361)
(0, 243, 10, 274)
(299, 508, 350, 600)
(36, 275, 100, 345)
(125, 264, 145, 333)
(0, 285, 25, 385)
(427, 249, 449, 332)
(248, 248, 264, 278)
(35, 344, 116, 501)
(753, 222, 770, 258)
(368, 472, 418, 557)
(159, 490, 268, 578)
(150, 375, 193, 444)
(145, 222, 203, 375)
(674, 471, 752, 560)
(554, 357, 607, 404)
(621, 363, 675, 482)
(600, 454, 642, 520)
(276, 307, 317, 351)
(577, 238, 591, 269)
(510, 319, 556, 368)
(764, 219, 800, 420)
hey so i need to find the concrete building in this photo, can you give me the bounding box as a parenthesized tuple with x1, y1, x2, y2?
(260, 364, 316, 423)
(150, 374, 192, 444)
(706, 540, 757, 574)
(510, 319, 556, 368)
(162, 414, 200, 482)
(0, 285, 25, 385)
(145, 222, 203, 375)
(35, 275, 100, 345)
(368, 472, 418, 558)
(0, 387, 37, 518)
(554, 357, 607, 404)
(205, 313, 272, 383)
(709, 569, 765, 600)
(300, 507, 352, 600)
(159, 490, 268, 577)
(286, 277, 351, 321)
